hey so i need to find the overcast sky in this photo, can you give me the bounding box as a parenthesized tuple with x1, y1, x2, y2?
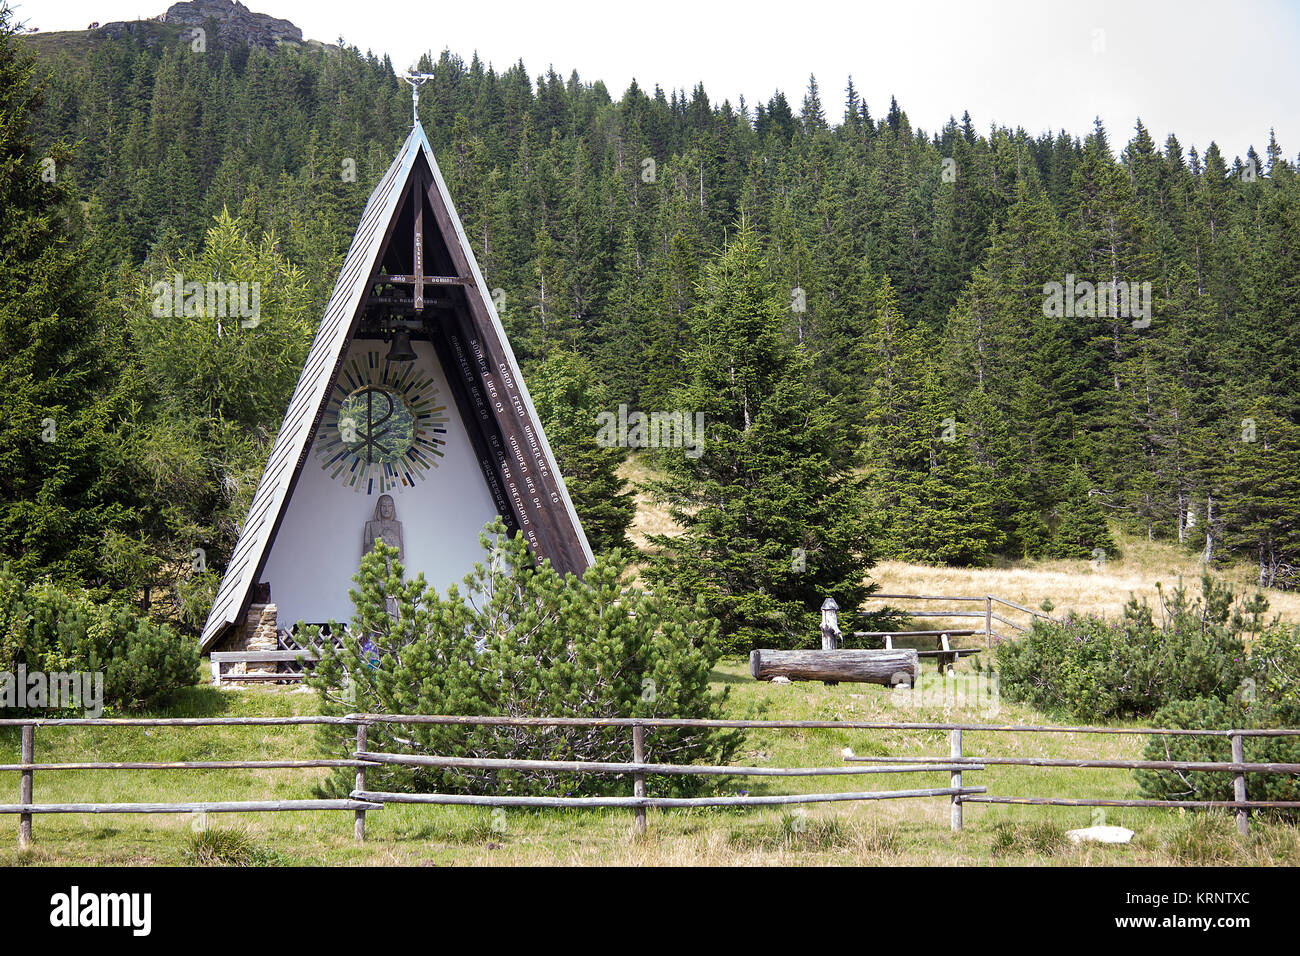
(20, 0, 1300, 162)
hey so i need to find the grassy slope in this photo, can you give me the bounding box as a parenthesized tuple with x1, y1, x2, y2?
(22, 23, 190, 61)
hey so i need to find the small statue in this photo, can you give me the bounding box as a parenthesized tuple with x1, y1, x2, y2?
(363, 494, 405, 562)
(364, 494, 404, 619)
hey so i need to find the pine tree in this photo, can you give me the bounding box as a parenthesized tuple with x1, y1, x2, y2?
(647, 221, 875, 650)
(0, 11, 134, 593)
(1218, 402, 1300, 588)
(1049, 464, 1117, 559)
(527, 351, 635, 553)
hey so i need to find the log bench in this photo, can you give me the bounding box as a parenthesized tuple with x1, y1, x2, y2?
(210, 650, 320, 686)
(749, 648, 920, 686)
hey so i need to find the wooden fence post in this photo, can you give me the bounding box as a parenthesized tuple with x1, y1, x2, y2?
(821, 597, 841, 688)
(1231, 731, 1248, 836)
(19, 724, 33, 850)
(632, 723, 647, 836)
(354, 723, 367, 842)
(984, 596, 993, 648)
(949, 728, 962, 832)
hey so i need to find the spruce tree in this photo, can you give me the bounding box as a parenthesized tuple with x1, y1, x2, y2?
(1049, 464, 1117, 559)
(1218, 402, 1300, 588)
(527, 351, 635, 553)
(647, 221, 875, 651)
(894, 328, 1005, 566)
(0, 10, 134, 593)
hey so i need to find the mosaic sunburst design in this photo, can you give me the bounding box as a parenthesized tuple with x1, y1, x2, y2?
(316, 349, 449, 494)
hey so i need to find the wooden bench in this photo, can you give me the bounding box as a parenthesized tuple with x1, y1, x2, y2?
(210, 650, 320, 686)
(852, 630, 982, 674)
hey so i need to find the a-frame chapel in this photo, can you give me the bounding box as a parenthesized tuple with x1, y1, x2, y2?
(200, 116, 593, 656)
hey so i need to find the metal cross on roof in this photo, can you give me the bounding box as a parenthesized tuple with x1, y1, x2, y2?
(402, 70, 435, 128)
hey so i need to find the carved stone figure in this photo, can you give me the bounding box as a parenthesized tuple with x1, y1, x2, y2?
(363, 494, 404, 562)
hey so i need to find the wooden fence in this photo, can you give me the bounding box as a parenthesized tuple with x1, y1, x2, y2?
(858, 592, 1060, 647)
(0, 716, 377, 850)
(3, 715, 1297, 848)
(812, 593, 1058, 680)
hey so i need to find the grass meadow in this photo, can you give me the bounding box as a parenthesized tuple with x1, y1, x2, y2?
(2, 458, 1295, 867)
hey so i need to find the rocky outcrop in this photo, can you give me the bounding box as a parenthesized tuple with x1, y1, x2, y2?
(97, 1, 305, 51)
(161, 0, 302, 48)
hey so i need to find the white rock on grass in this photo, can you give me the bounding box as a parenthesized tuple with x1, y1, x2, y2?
(1066, 825, 1134, 845)
(770, 676, 791, 684)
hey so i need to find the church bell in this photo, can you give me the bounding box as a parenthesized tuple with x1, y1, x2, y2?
(386, 329, 417, 363)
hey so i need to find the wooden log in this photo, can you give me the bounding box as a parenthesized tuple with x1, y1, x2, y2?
(632, 725, 646, 835)
(842, 755, 1300, 772)
(0, 716, 356, 726)
(351, 714, 1295, 736)
(353, 786, 986, 809)
(0, 799, 382, 814)
(852, 630, 979, 638)
(893, 610, 987, 618)
(749, 649, 919, 686)
(962, 795, 1300, 809)
(0, 759, 373, 772)
(355, 750, 984, 776)
(1232, 733, 1249, 836)
(869, 594, 989, 602)
(18, 725, 32, 849)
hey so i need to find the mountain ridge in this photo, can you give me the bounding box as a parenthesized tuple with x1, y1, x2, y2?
(28, 1, 326, 55)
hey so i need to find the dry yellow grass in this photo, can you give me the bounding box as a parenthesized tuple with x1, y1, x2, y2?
(618, 454, 683, 550)
(618, 454, 1300, 626)
(872, 528, 1300, 626)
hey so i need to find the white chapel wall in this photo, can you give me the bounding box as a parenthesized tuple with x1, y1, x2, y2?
(258, 338, 499, 629)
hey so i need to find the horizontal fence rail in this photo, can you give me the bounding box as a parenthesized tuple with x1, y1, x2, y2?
(0, 800, 382, 815)
(854, 592, 1062, 649)
(2, 715, 1297, 846)
(0, 716, 378, 849)
(841, 722, 1300, 836)
(355, 750, 984, 776)
(351, 788, 984, 810)
(349, 715, 987, 832)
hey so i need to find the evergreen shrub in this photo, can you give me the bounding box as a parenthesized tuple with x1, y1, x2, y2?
(0, 565, 199, 710)
(996, 575, 1269, 720)
(306, 519, 739, 797)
